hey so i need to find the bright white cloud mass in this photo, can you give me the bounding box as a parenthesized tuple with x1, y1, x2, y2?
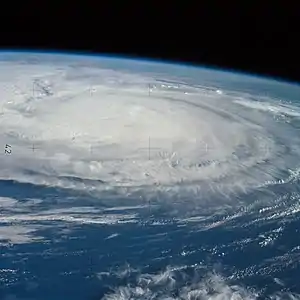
(1, 53, 300, 300)
(0, 54, 300, 231)
(0, 54, 300, 207)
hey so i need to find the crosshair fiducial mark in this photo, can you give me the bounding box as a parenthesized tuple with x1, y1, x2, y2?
(4, 144, 11, 154)
(30, 144, 39, 152)
(147, 136, 161, 160)
(137, 136, 161, 160)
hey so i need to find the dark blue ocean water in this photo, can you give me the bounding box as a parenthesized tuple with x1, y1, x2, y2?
(1, 178, 300, 300)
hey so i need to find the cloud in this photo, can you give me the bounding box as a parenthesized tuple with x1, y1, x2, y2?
(0, 225, 44, 245)
(0, 53, 300, 214)
(99, 264, 300, 300)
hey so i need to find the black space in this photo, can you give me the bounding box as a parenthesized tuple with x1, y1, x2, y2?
(1, 2, 300, 83)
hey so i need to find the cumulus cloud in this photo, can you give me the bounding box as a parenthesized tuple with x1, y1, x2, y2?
(99, 264, 300, 300)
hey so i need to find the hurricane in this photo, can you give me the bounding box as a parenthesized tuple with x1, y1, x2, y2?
(1, 52, 300, 300)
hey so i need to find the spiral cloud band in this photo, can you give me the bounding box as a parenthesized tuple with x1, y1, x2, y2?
(0, 54, 300, 213)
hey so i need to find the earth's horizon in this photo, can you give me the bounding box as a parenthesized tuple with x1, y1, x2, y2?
(1, 51, 300, 300)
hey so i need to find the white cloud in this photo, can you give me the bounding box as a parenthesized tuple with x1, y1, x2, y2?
(0, 225, 44, 245)
(0, 53, 299, 213)
(100, 264, 300, 300)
